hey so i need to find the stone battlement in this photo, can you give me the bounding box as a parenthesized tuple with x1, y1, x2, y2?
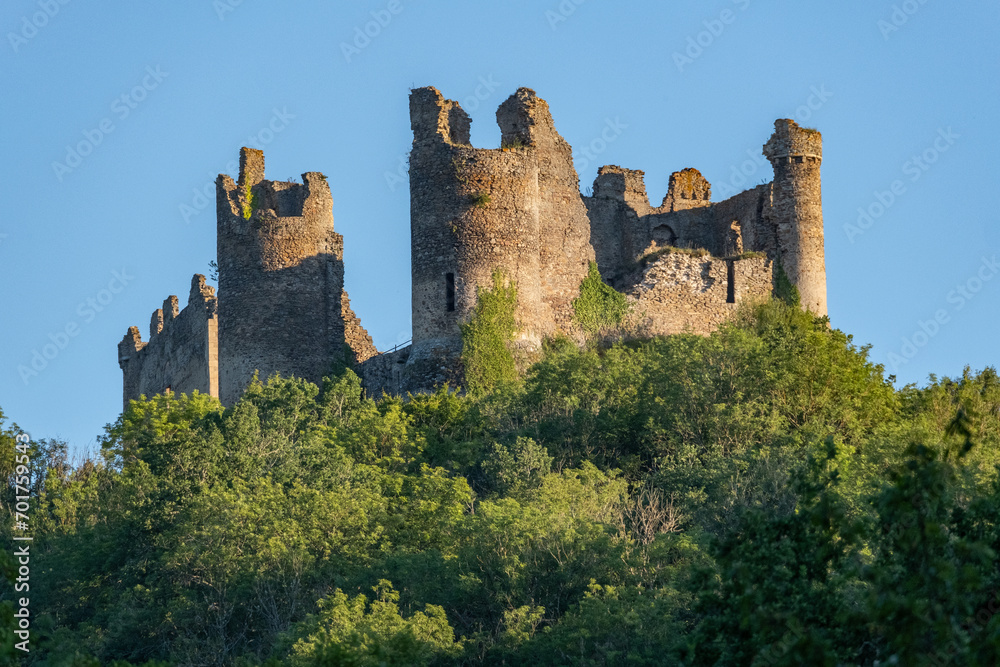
(118, 274, 218, 405)
(118, 86, 827, 406)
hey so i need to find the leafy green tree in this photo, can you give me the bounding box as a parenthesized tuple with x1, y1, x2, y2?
(689, 439, 867, 666)
(283, 582, 461, 666)
(481, 437, 552, 497)
(865, 435, 999, 665)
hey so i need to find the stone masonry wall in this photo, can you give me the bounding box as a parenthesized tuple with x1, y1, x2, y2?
(117, 274, 218, 408)
(497, 88, 595, 330)
(342, 289, 378, 364)
(585, 119, 825, 321)
(360, 346, 411, 398)
(625, 252, 773, 336)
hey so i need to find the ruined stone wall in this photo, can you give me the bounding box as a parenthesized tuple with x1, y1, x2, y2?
(216, 148, 375, 405)
(586, 166, 650, 284)
(408, 88, 545, 388)
(586, 167, 718, 283)
(709, 183, 775, 259)
(660, 167, 713, 213)
(117, 274, 218, 408)
(117, 92, 828, 406)
(625, 252, 773, 336)
(496, 88, 595, 329)
(584, 119, 825, 323)
(342, 290, 378, 364)
(360, 345, 411, 398)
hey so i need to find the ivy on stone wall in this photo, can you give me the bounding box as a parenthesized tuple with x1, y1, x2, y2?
(461, 270, 518, 396)
(241, 183, 259, 219)
(775, 262, 801, 307)
(572, 262, 630, 340)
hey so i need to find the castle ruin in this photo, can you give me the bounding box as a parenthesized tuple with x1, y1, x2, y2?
(117, 86, 826, 406)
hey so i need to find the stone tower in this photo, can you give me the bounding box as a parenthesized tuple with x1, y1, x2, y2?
(215, 148, 375, 405)
(406, 86, 593, 385)
(763, 119, 827, 316)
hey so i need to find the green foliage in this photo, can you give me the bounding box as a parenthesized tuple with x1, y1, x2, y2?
(864, 436, 999, 665)
(0, 550, 18, 666)
(470, 191, 491, 209)
(242, 182, 259, 219)
(690, 438, 866, 665)
(460, 270, 518, 396)
(522, 583, 690, 665)
(481, 436, 552, 497)
(284, 583, 461, 666)
(775, 261, 801, 307)
(15, 300, 1000, 665)
(501, 137, 526, 150)
(572, 261, 630, 340)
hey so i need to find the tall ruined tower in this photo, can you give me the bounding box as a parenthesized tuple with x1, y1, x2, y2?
(763, 119, 827, 316)
(406, 86, 593, 385)
(215, 148, 375, 405)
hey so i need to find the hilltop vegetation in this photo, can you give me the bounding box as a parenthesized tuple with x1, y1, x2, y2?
(4, 300, 1000, 665)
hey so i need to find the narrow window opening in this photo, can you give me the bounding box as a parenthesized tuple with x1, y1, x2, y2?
(726, 261, 736, 304)
(446, 273, 455, 312)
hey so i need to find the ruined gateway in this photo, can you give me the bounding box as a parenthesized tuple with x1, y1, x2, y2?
(117, 86, 826, 407)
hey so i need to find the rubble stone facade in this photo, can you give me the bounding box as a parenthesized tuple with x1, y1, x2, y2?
(118, 87, 827, 406)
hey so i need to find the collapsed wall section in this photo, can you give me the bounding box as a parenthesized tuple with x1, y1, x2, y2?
(624, 252, 773, 336)
(117, 274, 218, 408)
(586, 167, 717, 283)
(708, 183, 775, 259)
(585, 118, 826, 322)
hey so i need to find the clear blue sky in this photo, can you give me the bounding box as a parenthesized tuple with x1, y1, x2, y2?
(2, 1, 998, 454)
